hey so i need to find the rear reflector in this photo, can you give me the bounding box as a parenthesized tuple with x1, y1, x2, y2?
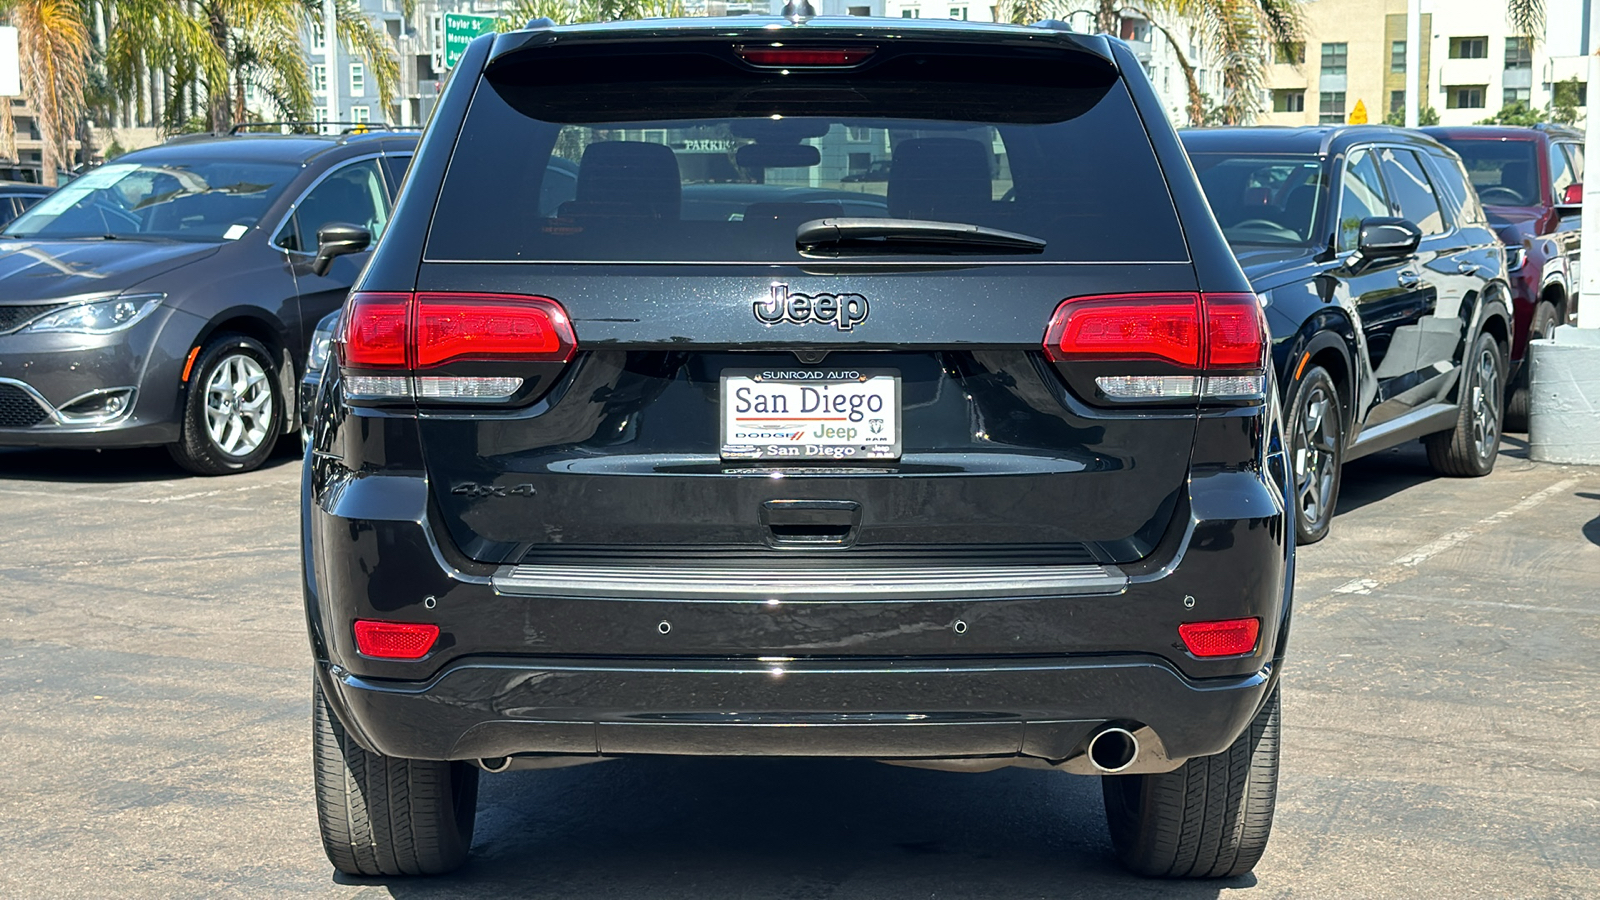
(353, 619, 440, 660)
(1178, 618, 1261, 657)
(736, 46, 875, 66)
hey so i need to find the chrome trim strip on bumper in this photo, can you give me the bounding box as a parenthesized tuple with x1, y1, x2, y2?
(492, 563, 1128, 602)
(0, 377, 138, 427)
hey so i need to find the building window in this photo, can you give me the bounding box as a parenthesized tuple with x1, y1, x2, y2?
(1391, 41, 1406, 73)
(845, 126, 872, 141)
(1390, 90, 1405, 114)
(1319, 91, 1346, 124)
(1450, 37, 1488, 59)
(312, 64, 327, 94)
(847, 5, 869, 14)
(349, 63, 365, 97)
(1445, 85, 1486, 109)
(1272, 90, 1305, 113)
(311, 29, 325, 52)
(1505, 37, 1532, 70)
(901, 8, 919, 16)
(313, 106, 326, 123)
(1504, 87, 1531, 106)
(1274, 42, 1305, 65)
(1320, 43, 1347, 76)
(949, 6, 966, 19)
(351, 106, 370, 124)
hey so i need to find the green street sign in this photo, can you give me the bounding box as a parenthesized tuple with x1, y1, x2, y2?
(443, 13, 497, 70)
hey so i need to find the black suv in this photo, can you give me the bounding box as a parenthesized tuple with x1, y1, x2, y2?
(304, 18, 1293, 879)
(1183, 127, 1513, 543)
(0, 129, 415, 473)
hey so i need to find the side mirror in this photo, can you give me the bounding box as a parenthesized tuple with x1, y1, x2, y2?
(1355, 217, 1422, 263)
(310, 222, 372, 277)
(1559, 182, 1583, 212)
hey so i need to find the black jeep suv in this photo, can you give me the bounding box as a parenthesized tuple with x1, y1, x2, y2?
(1182, 126, 1513, 543)
(303, 17, 1293, 879)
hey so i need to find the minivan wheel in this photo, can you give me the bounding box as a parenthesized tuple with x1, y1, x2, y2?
(1287, 366, 1344, 545)
(1102, 686, 1280, 879)
(167, 335, 281, 475)
(1425, 331, 1505, 477)
(313, 680, 478, 877)
(1504, 301, 1557, 432)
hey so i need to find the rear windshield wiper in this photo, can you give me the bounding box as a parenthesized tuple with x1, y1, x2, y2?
(796, 217, 1047, 256)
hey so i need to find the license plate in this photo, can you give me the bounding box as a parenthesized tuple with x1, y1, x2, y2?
(720, 368, 901, 462)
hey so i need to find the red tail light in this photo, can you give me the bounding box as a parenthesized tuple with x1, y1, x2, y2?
(413, 294, 575, 368)
(1201, 293, 1269, 369)
(1178, 618, 1261, 657)
(1042, 292, 1267, 402)
(338, 292, 577, 401)
(353, 619, 440, 660)
(1043, 293, 1202, 367)
(736, 46, 875, 67)
(342, 292, 410, 368)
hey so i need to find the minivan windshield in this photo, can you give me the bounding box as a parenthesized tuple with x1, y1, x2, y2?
(426, 49, 1187, 264)
(1188, 153, 1326, 247)
(3, 159, 297, 241)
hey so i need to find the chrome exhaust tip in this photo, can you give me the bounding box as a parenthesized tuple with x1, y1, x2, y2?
(1087, 726, 1140, 774)
(477, 756, 513, 773)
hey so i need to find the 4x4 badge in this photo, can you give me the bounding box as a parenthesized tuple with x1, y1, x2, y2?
(754, 283, 869, 332)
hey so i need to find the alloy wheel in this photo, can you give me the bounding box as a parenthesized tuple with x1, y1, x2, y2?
(1294, 385, 1340, 531)
(203, 353, 273, 457)
(1471, 346, 1500, 463)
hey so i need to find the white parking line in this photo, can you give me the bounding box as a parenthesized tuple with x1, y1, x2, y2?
(1330, 476, 1584, 595)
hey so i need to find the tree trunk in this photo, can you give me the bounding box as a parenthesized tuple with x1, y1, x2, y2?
(206, 2, 231, 132)
(1097, 0, 1119, 35)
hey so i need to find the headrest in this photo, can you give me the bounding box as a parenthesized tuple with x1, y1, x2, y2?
(573, 141, 682, 218)
(888, 138, 991, 221)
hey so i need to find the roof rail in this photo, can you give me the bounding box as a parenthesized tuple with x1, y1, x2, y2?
(229, 121, 396, 135)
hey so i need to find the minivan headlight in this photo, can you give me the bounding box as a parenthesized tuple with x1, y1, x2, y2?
(25, 293, 163, 334)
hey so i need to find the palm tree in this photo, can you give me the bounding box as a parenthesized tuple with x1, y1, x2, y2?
(1506, 0, 1544, 44)
(102, 0, 399, 133)
(0, 0, 91, 185)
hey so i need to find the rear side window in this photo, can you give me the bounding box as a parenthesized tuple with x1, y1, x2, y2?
(1379, 148, 1446, 235)
(426, 44, 1187, 264)
(1337, 148, 1389, 251)
(1549, 141, 1577, 197)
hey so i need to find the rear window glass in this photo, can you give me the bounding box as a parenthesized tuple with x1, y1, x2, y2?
(1435, 138, 1539, 206)
(425, 45, 1187, 264)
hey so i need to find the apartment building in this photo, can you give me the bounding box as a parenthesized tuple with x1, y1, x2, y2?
(1261, 0, 1589, 127)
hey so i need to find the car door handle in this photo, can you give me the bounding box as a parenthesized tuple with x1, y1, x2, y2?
(1397, 269, 1422, 288)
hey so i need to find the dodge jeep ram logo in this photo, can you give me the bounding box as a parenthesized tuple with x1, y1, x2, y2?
(754, 283, 869, 332)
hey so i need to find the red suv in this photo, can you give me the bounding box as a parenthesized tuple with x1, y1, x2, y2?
(1424, 125, 1583, 427)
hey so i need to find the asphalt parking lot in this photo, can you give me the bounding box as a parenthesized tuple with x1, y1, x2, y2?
(1, 437, 1597, 899)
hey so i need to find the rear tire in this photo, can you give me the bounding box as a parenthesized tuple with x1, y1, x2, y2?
(167, 335, 282, 475)
(312, 680, 479, 877)
(1102, 686, 1281, 878)
(1425, 331, 1505, 477)
(1286, 366, 1344, 545)
(1504, 301, 1557, 432)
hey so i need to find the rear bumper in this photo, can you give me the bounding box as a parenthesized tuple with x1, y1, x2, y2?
(318, 653, 1276, 770)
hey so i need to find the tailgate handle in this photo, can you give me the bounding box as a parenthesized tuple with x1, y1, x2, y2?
(761, 500, 860, 546)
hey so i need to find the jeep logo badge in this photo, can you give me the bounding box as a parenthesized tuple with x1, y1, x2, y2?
(754, 283, 869, 332)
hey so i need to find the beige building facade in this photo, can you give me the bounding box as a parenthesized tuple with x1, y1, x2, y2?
(1263, 0, 1587, 128)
